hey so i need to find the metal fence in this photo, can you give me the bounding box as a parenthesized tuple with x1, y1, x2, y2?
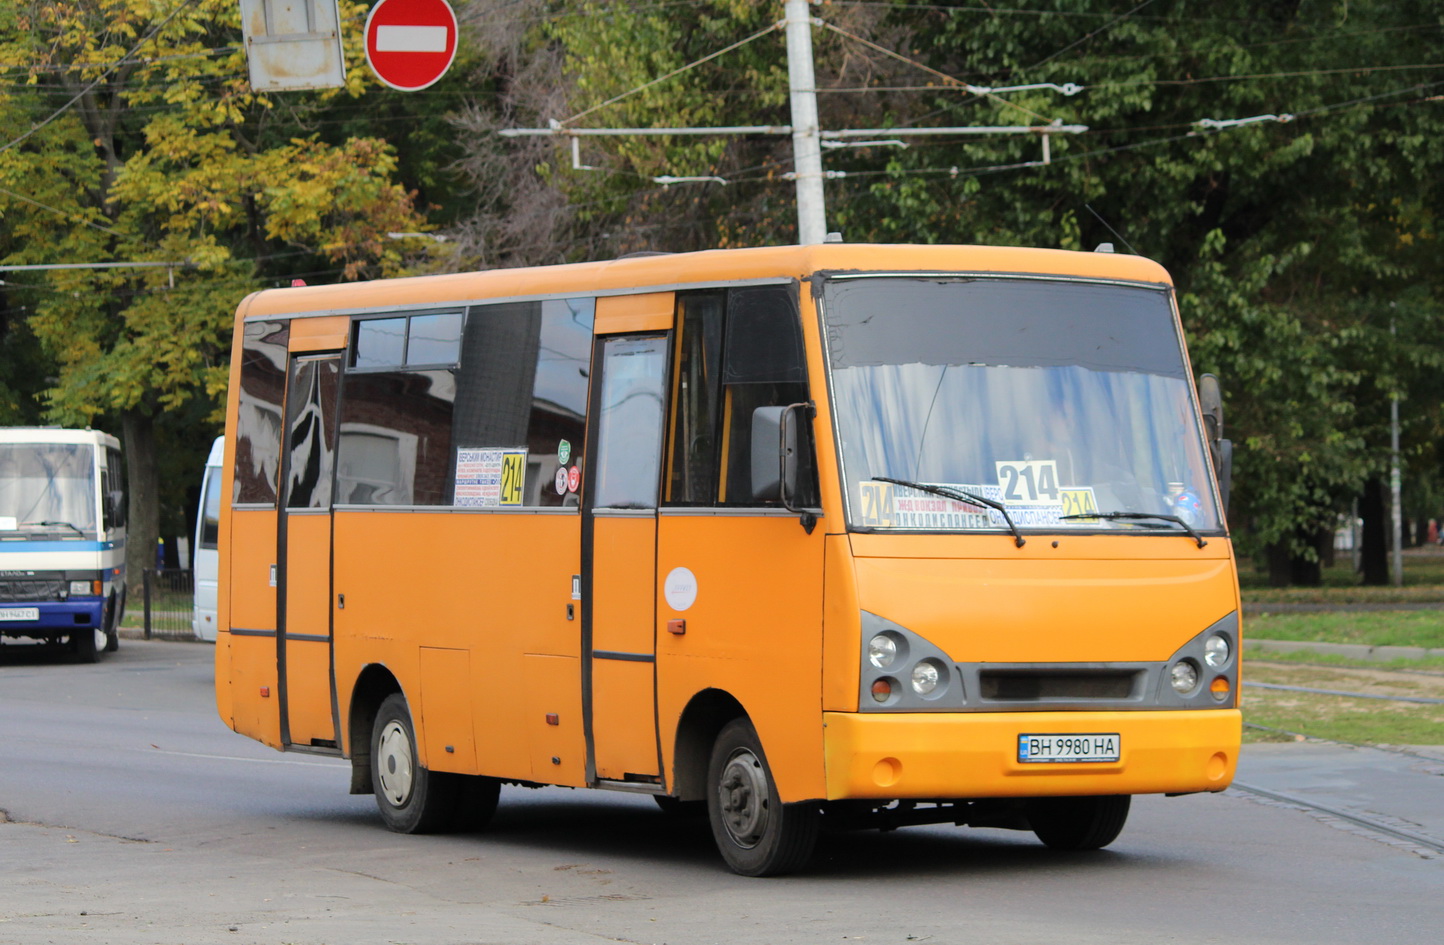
(141, 568, 195, 640)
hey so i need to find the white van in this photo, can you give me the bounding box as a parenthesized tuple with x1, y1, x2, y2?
(192, 436, 223, 642)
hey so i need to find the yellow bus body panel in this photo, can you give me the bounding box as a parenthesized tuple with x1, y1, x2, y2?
(849, 533, 1240, 667)
(287, 314, 349, 352)
(330, 509, 585, 783)
(591, 516, 660, 780)
(283, 512, 336, 745)
(655, 513, 826, 800)
(595, 292, 675, 334)
(823, 709, 1241, 799)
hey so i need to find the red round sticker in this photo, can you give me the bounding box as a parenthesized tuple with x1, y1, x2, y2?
(567, 465, 581, 493)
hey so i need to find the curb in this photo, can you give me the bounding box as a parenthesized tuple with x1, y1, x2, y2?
(1247, 638, 1444, 662)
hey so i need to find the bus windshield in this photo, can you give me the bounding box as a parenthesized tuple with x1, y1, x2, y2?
(823, 276, 1222, 535)
(0, 443, 98, 535)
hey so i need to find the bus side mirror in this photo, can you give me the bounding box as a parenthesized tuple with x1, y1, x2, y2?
(750, 406, 797, 503)
(1198, 374, 1232, 512)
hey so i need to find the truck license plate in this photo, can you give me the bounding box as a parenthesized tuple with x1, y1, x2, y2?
(1018, 733, 1120, 764)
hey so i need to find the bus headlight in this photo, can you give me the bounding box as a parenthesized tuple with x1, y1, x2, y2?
(1170, 660, 1199, 694)
(868, 633, 899, 669)
(70, 580, 98, 597)
(1203, 634, 1231, 668)
(910, 659, 943, 695)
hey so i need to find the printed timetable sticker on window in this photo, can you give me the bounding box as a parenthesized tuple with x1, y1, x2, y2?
(455, 448, 527, 507)
(857, 460, 1100, 530)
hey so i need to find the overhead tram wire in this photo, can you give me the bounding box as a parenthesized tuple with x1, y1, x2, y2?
(1028, 0, 1164, 71)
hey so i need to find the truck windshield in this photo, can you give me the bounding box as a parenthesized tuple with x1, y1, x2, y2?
(0, 443, 98, 535)
(822, 275, 1222, 535)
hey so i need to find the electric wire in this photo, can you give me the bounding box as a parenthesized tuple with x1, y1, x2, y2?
(0, 0, 203, 156)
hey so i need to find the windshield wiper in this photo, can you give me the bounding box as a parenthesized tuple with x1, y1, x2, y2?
(1060, 511, 1207, 549)
(872, 477, 1025, 547)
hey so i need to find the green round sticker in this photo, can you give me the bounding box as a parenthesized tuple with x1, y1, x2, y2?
(558, 440, 572, 466)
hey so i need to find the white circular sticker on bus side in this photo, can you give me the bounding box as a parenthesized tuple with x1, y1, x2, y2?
(664, 567, 698, 612)
(554, 466, 569, 495)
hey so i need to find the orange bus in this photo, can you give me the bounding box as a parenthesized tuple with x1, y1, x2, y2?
(215, 243, 1241, 875)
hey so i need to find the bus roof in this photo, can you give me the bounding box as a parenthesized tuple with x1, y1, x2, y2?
(0, 427, 120, 449)
(236, 243, 1173, 321)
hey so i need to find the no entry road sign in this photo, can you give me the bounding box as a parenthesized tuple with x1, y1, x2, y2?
(364, 0, 458, 92)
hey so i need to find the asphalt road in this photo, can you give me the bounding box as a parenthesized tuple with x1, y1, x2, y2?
(2, 639, 1441, 945)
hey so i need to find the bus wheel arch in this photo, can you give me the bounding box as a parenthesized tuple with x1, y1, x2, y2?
(671, 688, 747, 803)
(347, 664, 402, 796)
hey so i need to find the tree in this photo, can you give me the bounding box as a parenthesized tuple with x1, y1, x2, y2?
(0, 0, 428, 593)
(465, 0, 1444, 583)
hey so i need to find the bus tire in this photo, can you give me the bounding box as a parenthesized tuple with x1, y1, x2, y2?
(370, 693, 459, 834)
(72, 627, 100, 664)
(706, 718, 818, 876)
(1027, 795, 1131, 851)
(103, 596, 119, 652)
(451, 775, 501, 832)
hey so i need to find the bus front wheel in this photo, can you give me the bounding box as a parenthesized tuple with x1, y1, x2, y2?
(72, 628, 101, 663)
(706, 718, 818, 876)
(370, 693, 459, 834)
(1026, 795, 1131, 850)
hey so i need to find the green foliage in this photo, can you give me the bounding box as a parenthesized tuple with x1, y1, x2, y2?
(514, 0, 1444, 569)
(0, 0, 428, 427)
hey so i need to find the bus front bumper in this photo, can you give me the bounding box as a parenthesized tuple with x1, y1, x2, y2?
(0, 600, 105, 635)
(822, 708, 1241, 800)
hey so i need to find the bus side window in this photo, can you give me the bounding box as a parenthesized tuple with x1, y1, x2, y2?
(665, 285, 816, 508)
(666, 292, 724, 505)
(452, 298, 594, 508)
(106, 447, 126, 527)
(234, 321, 289, 506)
(336, 369, 455, 506)
(719, 285, 816, 507)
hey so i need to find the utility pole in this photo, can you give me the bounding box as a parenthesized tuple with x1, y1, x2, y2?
(1390, 318, 1403, 586)
(784, 0, 826, 244)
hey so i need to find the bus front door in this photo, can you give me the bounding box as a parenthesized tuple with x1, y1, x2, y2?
(278, 354, 342, 750)
(583, 334, 670, 783)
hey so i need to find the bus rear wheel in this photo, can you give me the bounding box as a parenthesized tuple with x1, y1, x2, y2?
(706, 718, 818, 876)
(1027, 795, 1131, 850)
(370, 693, 459, 834)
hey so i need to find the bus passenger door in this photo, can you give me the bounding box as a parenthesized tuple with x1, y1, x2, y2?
(279, 354, 342, 750)
(583, 334, 670, 783)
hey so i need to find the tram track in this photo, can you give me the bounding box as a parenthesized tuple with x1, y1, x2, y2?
(1235, 658, 1444, 858)
(1242, 680, 1444, 705)
(1228, 777, 1444, 856)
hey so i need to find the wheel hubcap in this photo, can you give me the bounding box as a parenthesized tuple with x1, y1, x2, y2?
(376, 720, 414, 807)
(717, 747, 769, 848)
